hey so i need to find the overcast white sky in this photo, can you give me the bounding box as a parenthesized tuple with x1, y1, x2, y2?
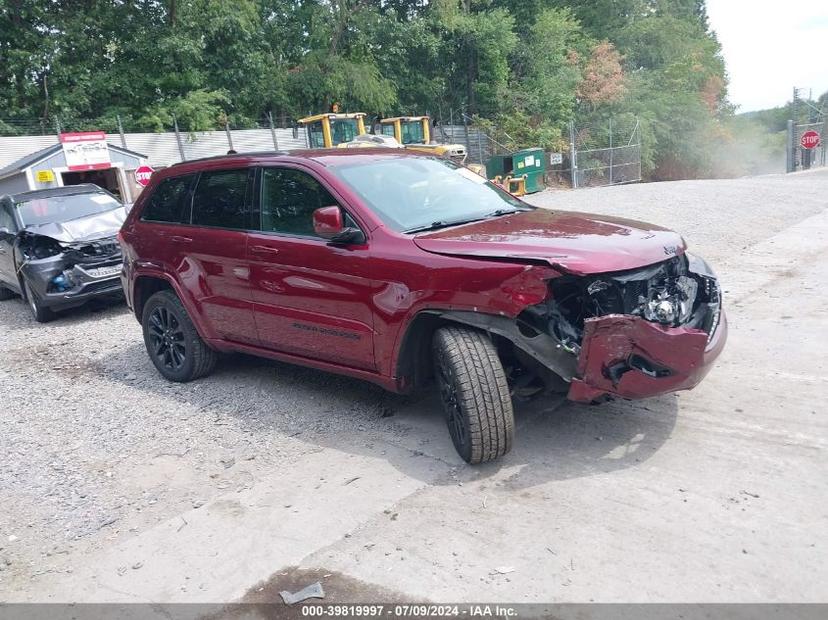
(706, 0, 828, 112)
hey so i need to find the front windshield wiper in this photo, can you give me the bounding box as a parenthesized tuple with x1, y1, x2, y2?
(404, 207, 531, 234)
(404, 217, 487, 234)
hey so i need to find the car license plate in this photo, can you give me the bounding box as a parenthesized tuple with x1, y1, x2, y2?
(84, 264, 122, 278)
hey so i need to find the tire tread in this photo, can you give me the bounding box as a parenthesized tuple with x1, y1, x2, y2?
(434, 326, 514, 464)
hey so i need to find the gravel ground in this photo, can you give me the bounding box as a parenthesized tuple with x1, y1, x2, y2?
(1, 168, 827, 604)
(524, 169, 828, 269)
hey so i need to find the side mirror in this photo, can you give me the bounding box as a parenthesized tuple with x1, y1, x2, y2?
(312, 206, 366, 245)
(313, 205, 344, 239)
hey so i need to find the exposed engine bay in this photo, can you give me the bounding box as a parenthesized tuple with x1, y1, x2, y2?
(482, 253, 726, 402)
(519, 253, 722, 354)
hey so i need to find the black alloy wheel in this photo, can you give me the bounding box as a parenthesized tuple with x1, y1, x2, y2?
(141, 290, 217, 382)
(148, 305, 187, 372)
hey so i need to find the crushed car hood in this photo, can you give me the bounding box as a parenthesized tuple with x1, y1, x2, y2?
(413, 209, 686, 275)
(22, 207, 126, 242)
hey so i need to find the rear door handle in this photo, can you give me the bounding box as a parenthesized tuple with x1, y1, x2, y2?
(251, 245, 280, 255)
(170, 235, 193, 244)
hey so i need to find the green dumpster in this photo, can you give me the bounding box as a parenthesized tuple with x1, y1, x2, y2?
(485, 154, 513, 180)
(485, 149, 545, 193)
(511, 147, 545, 193)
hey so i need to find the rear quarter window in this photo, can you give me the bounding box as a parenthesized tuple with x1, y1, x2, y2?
(141, 174, 195, 223)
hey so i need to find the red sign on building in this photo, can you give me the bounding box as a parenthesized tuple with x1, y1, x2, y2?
(800, 130, 821, 150)
(59, 131, 111, 171)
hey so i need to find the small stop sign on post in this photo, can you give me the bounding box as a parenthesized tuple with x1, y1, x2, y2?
(800, 130, 821, 150)
(134, 165, 155, 187)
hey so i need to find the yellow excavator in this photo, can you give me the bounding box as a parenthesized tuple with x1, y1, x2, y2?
(379, 116, 468, 164)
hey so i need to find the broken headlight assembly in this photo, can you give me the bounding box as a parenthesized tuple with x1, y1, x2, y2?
(520, 253, 723, 353)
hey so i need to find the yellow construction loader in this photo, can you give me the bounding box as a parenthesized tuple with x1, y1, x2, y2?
(297, 112, 368, 148)
(379, 116, 468, 164)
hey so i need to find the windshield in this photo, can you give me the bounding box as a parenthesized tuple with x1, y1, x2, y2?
(306, 121, 326, 148)
(400, 121, 425, 144)
(331, 157, 529, 232)
(15, 191, 121, 227)
(330, 119, 360, 145)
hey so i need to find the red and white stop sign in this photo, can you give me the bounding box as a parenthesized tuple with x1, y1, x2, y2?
(800, 130, 821, 150)
(134, 165, 155, 187)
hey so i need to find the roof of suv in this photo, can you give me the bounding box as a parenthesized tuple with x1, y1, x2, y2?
(167, 148, 431, 175)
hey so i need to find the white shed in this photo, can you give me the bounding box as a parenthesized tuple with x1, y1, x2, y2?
(0, 142, 148, 204)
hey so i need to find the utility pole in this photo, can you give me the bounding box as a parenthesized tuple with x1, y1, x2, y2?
(569, 120, 578, 189)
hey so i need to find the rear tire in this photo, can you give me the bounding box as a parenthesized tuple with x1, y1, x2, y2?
(23, 280, 55, 323)
(432, 326, 514, 464)
(142, 290, 217, 382)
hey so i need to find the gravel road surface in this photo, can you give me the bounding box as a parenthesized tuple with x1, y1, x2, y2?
(1, 169, 826, 606)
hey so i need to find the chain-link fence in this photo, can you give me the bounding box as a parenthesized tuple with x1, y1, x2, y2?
(1, 112, 643, 189)
(562, 118, 642, 188)
(432, 112, 642, 188)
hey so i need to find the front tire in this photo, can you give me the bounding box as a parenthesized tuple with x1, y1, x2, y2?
(23, 280, 55, 323)
(142, 290, 217, 382)
(433, 326, 514, 464)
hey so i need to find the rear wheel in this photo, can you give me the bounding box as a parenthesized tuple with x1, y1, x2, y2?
(23, 280, 55, 323)
(142, 290, 217, 382)
(432, 326, 514, 464)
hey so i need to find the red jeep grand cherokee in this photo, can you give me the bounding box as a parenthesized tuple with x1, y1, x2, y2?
(119, 150, 726, 463)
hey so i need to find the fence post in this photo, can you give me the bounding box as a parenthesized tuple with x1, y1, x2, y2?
(225, 120, 234, 152)
(173, 115, 187, 162)
(54, 117, 61, 141)
(569, 120, 577, 189)
(786, 120, 795, 173)
(462, 111, 471, 161)
(476, 126, 485, 165)
(608, 117, 614, 185)
(268, 111, 280, 151)
(117, 114, 127, 149)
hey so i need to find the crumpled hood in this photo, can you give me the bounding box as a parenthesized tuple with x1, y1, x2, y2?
(413, 209, 686, 275)
(23, 207, 126, 243)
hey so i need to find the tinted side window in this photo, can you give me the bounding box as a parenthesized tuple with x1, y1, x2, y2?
(260, 168, 338, 237)
(0, 204, 15, 231)
(141, 175, 194, 223)
(191, 169, 250, 229)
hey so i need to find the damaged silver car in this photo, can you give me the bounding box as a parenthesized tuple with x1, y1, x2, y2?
(0, 184, 125, 322)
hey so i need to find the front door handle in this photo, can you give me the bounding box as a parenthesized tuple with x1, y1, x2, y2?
(251, 245, 280, 255)
(170, 235, 193, 244)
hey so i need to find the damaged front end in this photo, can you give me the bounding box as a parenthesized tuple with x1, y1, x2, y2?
(517, 253, 726, 402)
(17, 233, 123, 309)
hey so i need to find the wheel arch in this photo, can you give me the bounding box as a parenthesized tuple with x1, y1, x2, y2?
(132, 274, 174, 322)
(394, 308, 578, 392)
(394, 309, 514, 392)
